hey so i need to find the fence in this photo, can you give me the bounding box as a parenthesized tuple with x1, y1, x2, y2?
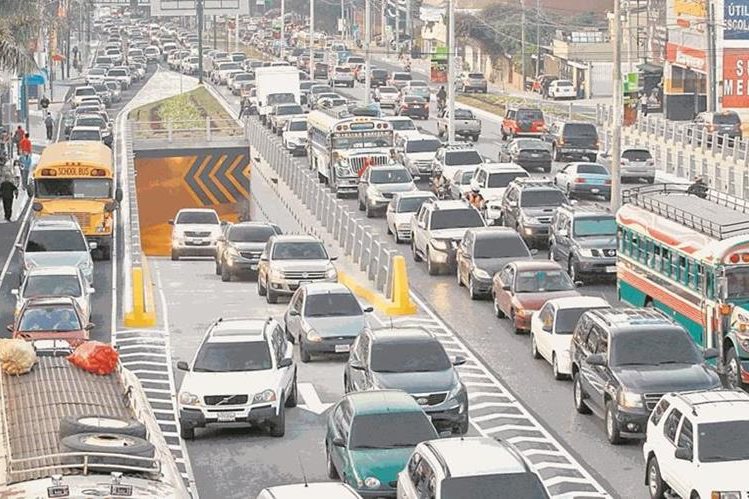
(596, 105, 749, 199)
(245, 116, 400, 298)
(131, 118, 245, 144)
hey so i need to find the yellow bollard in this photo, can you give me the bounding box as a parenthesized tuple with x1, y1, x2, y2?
(387, 255, 417, 316)
(123, 264, 157, 328)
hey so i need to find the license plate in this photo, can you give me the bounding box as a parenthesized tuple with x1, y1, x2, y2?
(217, 412, 238, 422)
(606, 266, 617, 273)
(591, 188, 600, 193)
(190, 238, 206, 244)
(335, 344, 351, 353)
(299, 280, 311, 285)
(531, 153, 540, 157)
(250, 264, 258, 270)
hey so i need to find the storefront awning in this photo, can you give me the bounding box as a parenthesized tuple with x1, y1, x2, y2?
(567, 60, 588, 70)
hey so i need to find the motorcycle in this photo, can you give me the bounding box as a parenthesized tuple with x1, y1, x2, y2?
(431, 177, 449, 199)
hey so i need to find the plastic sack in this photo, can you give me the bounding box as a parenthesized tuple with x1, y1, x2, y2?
(0, 339, 38, 375)
(67, 341, 119, 375)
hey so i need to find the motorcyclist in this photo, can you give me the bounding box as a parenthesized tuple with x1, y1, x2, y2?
(687, 175, 708, 199)
(436, 86, 447, 114)
(238, 97, 253, 119)
(431, 168, 448, 198)
(465, 181, 485, 210)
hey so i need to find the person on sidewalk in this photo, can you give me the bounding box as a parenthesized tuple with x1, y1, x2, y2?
(640, 93, 649, 117)
(40, 95, 50, 111)
(0, 128, 10, 159)
(45, 112, 54, 141)
(12, 126, 24, 156)
(0, 170, 18, 222)
(18, 133, 32, 189)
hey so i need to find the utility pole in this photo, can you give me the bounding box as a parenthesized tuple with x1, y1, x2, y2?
(381, 0, 386, 52)
(395, 2, 400, 50)
(406, 0, 411, 55)
(611, 0, 623, 212)
(447, 0, 456, 142)
(213, 15, 217, 49)
(535, 0, 541, 77)
(197, 0, 204, 84)
(364, 0, 371, 104)
(235, 14, 239, 52)
(309, 0, 315, 78)
(705, 3, 716, 112)
(340, 0, 345, 40)
(280, 0, 285, 59)
(520, 0, 526, 93)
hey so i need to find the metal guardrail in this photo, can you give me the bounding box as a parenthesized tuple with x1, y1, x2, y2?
(130, 118, 244, 143)
(245, 117, 398, 297)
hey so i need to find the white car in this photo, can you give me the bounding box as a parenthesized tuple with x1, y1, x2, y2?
(225, 69, 245, 88)
(71, 86, 97, 108)
(398, 135, 442, 177)
(177, 317, 297, 439)
(257, 483, 360, 499)
(144, 45, 160, 62)
(282, 117, 307, 156)
(386, 191, 436, 243)
(374, 86, 400, 108)
(169, 208, 223, 260)
(384, 116, 420, 140)
(68, 125, 102, 142)
(548, 79, 576, 100)
(106, 66, 132, 89)
(529, 296, 609, 379)
(85, 67, 108, 85)
(643, 389, 749, 499)
(12, 266, 94, 320)
(230, 72, 254, 95)
(472, 162, 529, 223)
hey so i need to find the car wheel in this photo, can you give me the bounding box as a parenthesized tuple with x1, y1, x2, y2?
(394, 232, 401, 244)
(605, 400, 623, 444)
(472, 134, 480, 142)
(573, 372, 592, 414)
(215, 258, 222, 275)
(326, 445, 339, 479)
(552, 145, 561, 162)
(426, 249, 439, 275)
(257, 276, 267, 296)
(647, 457, 666, 499)
(455, 418, 469, 435)
(531, 333, 541, 359)
(552, 354, 566, 380)
(548, 243, 556, 261)
(269, 403, 285, 437)
(266, 287, 278, 304)
(468, 276, 478, 300)
(386, 223, 392, 235)
(221, 265, 232, 282)
(412, 240, 422, 262)
(285, 373, 298, 408)
(510, 309, 522, 334)
(493, 294, 505, 318)
(170, 249, 179, 261)
(180, 424, 195, 440)
(299, 339, 311, 363)
(647, 176, 656, 184)
(726, 347, 742, 389)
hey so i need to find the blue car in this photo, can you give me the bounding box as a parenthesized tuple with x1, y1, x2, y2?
(553, 162, 611, 200)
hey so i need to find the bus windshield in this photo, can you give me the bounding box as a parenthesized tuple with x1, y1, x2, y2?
(36, 179, 112, 198)
(332, 134, 393, 149)
(726, 268, 749, 301)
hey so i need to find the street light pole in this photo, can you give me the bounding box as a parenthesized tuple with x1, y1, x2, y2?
(197, 0, 204, 84)
(611, 0, 623, 212)
(395, 2, 400, 50)
(364, 0, 371, 105)
(447, 0, 455, 142)
(406, 0, 411, 54)
(340, 0, 345, 40)
(705, 3, 716, 112)
(280, 0, 285, 59)
(309, 0, 315, 78)
(520, 0, 526, 93)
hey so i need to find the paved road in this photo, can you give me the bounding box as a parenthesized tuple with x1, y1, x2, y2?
(200, 69, 661, 498)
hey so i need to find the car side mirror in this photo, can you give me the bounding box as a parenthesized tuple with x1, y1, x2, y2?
(508, 201, 517, 208)
(88, 287, 96, 294)
(168, 219, 174, 225)
(452, 355, 466, 366)
(260, 255, 268, 261)
(332, 436, 346, 447)
(288, 310, 299, 317)
(363, 306, 374, 313)
(530, 248, 538, 255)
(674, 447, 693, 461)
(542, 322, 552, 333)
(115, 187, 123, 203)
(10, 289, 18, 296)
(586, 353, 606, 366)
(575, 280, 583, 287)
(88, 242, 98, 251)
(85, 323, 96, 330)
(703, 347, 719, 360)
(176, 360, 189, 371)
(330, 256, 338, 261)
(278, 357, 293, 368)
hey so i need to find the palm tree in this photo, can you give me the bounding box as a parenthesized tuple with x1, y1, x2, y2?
(0, 1, 66, 74)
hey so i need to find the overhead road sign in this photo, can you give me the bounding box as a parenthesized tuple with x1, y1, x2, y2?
(150, 0, 249, 16)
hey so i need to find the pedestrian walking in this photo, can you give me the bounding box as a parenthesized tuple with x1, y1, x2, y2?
(18, 133, 32, 189)
(640, 92, 649, 117)
(12, 126, 24, 156)
(40, 95, 50, 111)
(45, 112, 54, 141)
(0, 171, 18, 222)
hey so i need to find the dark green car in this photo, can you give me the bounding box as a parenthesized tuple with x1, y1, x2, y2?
(325, 390, 438, 498)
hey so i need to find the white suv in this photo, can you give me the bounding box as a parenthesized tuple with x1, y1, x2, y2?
(472, 162, 529, 223)
(643, 389, 749, 499)
(177, 317, 297, 439)
(170, 208, 223, 260)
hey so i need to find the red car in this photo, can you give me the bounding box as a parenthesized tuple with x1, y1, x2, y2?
(397, 95, 429, 120)
(501, 106, 546, 140)
(10, 296, 91, 350)
(491, 261, 580, 333)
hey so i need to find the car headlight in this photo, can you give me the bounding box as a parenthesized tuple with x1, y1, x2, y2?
(227, 246, 241, 258)
(447, 381, 466, 402)
(713, 493, 741, 499)
(325, 264, 337, 279)
(617, 389, 643, 409)
(179, 391, 201, 406)
(367, 186, 384, 199)
(269, 268, 283, 280)
(363, 477, 381, 489)
(306, 328, 322, 342)
(430, 239, 449, 251)
(252, 389, 277, 403)
(577, 248, 594, 258)
(472, 267, 491, 279)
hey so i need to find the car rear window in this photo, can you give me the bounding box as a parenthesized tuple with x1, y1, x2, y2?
(468, 73, 484, 79)
(517, 109, 544, 121)
(393, 73, 411, 81)
(563, 124, 597, 138)
(430, 208, 484, 230)
(454, 109, 475, 120)
(445, 150, 483, 166)
(713, 112, 740, 125)
(576, 164, 608, 174)
(27, 230, 86, 252)
(622, 149, 652, 161)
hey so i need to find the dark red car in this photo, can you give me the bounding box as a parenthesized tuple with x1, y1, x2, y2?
(491, 260, 580, 333)
(397, 95, 429, 120)
(10, 296, 91, 350)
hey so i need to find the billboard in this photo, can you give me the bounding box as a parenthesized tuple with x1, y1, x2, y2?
(150, 0, 249, 16)
(723, 48, 749, 107)
(666, 42, 706, 71)
(672, 0, 706, 18)
(725, 0, 749, 40)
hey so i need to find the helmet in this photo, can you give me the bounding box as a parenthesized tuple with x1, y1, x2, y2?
(470, 180, 480, 193)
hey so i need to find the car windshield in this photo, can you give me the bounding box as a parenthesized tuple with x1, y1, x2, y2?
(474, 235, 530, 259)
(23, 275, 82, 298)
(370, 169, 411, 184)
(610, 328, 702, 366)
(405, 96, 424, 103)
(573, 217, 617, 237)
(277, 105, 303, 115)
(520, 189, 567, 208)
(555, 307, 601, 334)
(349, 411, 437, 450)
(487, 172, 527, 188)
(430, 209, 484, 230)
(332, 135, 393, 149)
(454, 109, 474, 120)
(193, 342, 272, 372)
(219, 62, 241, 71)
(370, 340, 451, 372)
(75, 118, 104, 128)
(556, 80, 573, 87)
(304, 293, 362, 317)
(713, 112, 740, 125)
(397, 196, 432, 213)
(36, 179, 112, 199)
(622, 149, 652, 161)
(105, 82, 119, 90)
(516, 110, 544, 121)
(467, 73, 484, 79)
(445, 150, 482, 166)
(18, 305, 82, 332)
(288, 120, 307, 132)
(26, 230, 86, 252)
(390, 120, 416, 131)
(405, 139, 440, 153)
(336, 67, 351, 73)
(575, 164, 608, 175)
(272, 242, 328, 260)
(372, 70, 388, 78)
(229, 226, 276, 242)
(176, 211, 219, 224)
(69, 130, 100, 141)
(698, 421, 749, 462)
(514, 270, 574, 293)
(440, 473, 550, 499)
(379, 87, 398, 94)
(393, 73, 411, 81)
(235, 74, 253, 81)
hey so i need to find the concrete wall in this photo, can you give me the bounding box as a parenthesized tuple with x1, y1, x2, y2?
(552, 40, 613, 62)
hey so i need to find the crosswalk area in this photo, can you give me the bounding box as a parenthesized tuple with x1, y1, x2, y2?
(113, 329, 197, 496)
(378, 309, 612, 499)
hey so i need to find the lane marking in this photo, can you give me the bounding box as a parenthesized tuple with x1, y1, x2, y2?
(297, 382, 333, 415)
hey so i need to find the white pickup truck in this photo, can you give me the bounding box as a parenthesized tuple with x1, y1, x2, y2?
(0, 355, 189, 498)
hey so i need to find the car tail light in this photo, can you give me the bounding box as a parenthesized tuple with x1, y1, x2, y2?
(575, 177, 586, 183)
(604, 179, 611, 185)
(621, 158, 629, 164)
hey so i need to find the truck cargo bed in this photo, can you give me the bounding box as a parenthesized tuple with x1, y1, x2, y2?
(2, 356, 131, 483)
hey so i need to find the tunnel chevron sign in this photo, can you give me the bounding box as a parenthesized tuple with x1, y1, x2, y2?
(184, 150, 250, 206)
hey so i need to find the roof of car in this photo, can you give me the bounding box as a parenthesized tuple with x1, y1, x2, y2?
(207, 317, 270, 343)
(469, 226, 521, 239)
(558, 203, 613, 217)
(546, 295, 610, 310)
(426, 200, 473, 211)
(511, 260, 564, 272)
(346, 389, 423, 415)
(29, 215, 81, 231)
(271, 234, 322, 244)
(24, 296, 79, 308)
(302, 282, 352, 295)
(177, 208, 218, 214)
(479, 162, 527, 173)
(368, 327, 434, 343)
(394, 190, 435, 200)
(585, 307, 674, 331)
(424, 437, 528, 477)
(669, 389, 749, 422)
(70, 126, 101, 133)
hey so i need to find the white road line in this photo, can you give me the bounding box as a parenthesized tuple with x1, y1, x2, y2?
(467, 391, 508, 400)
(297, 382, 331, 415)
(469, 401, 520, 412)
(472, 413, 526, 424)
(482, 425, 540, 435)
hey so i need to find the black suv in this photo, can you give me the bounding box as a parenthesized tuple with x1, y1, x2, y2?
(546, 121, 599, 161)
(500, 178, 569, 247)
(344, 327, 469, 435)
(548, 204, 617, 282)
(571, 308, 720, 445)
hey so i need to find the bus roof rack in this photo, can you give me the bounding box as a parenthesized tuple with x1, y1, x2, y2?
(623, 183, 749, 240)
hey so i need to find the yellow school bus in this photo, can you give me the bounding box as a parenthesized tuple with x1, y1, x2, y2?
(32, 141, 121, 260)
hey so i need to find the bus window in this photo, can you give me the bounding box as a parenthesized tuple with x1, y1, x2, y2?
(652, 244, 661, 270)
(705, 270, 715, 298)
(631, 233, 639, 259)
(662, 248, 671, 276)
(679, 256, 688, 285)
